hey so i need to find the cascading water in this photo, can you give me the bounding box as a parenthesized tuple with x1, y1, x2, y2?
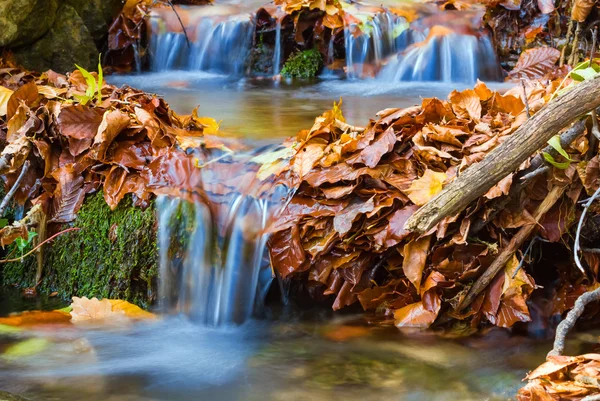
(156, 148, 289, 326)
(149, 6, 255, 74)
(377, 27, 504, 83)
(272, 17, 283, 76)
(344, 11, 419, 79)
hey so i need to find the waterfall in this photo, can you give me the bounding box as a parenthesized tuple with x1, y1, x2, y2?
(377, 28, 504, 83)
(156, 148, 289, 326)
(149, 6, 255, 74)
(344, 11, 413, 79)
(273, 17, 282, 76)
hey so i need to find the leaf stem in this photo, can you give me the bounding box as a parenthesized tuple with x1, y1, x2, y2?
(0, 227, 80, 264)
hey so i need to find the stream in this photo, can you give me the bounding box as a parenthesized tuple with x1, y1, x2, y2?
(2, 287, 593, 401)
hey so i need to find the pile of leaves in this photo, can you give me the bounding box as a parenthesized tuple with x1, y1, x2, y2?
(263, 70, 600, 330)
(519, 353, 600, 400)
(0, 60, 247, 250)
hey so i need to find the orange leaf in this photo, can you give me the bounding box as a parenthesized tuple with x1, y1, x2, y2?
(402, 235, 431, 292)
(507, 47, 560, 80)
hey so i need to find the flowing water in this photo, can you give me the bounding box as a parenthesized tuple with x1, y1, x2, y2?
(4, 288, 599, 401)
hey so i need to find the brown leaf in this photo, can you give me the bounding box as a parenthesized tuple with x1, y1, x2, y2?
(57, 105, 105, 140)
(572, 0, 595, 22)
(333, 197, 375, 235)
(507, 47, 560, 80)
(91, 110, 131, 160)
(394, 299, 439, 328)
(268, 226, 306, 278)
(402, 236, 431, 292)
(449, 89, 482, 121)
(373, 205, 420, 247)
(7, 81, 38, 120)
(347, 126, 397, 168)
(49, 165, 86, 223)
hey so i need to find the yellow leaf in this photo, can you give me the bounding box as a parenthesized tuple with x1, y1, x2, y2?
(403, 169, 447, 206)
(37, 85, 68, 99)
(196, 116, 221, 135)
(109, 299, 156, 320)
(0, 85, 14, 116)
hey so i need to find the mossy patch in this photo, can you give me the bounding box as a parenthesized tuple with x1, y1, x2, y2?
(281, 48, 323, 79)
(1, 191, 158, 309)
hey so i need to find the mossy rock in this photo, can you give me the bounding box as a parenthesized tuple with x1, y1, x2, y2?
(1, 191, 158, 309)
(0, 0, 59, 48)
(65, 0, 123, 46)
(281, 48, 323, 79)
(12, 4, 99, 73)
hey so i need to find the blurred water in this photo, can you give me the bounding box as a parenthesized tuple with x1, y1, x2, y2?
(0, 288, 565, 401)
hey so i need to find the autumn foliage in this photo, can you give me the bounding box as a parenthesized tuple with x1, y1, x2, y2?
(263, 75, 599, 330)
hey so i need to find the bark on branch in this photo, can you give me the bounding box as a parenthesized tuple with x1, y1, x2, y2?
(405, 76, 600, 234)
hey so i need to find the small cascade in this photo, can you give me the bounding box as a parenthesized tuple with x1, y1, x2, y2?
(149, 6, 254, 74)
(378, 27, 504, 83)
(272, 17, 283, 76)
(344, 11, 415, 79)
(157, 148, 289, 326)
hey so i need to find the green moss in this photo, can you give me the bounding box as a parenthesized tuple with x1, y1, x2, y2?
(281, 48, 323, 79)
(1, 191, 158, 309)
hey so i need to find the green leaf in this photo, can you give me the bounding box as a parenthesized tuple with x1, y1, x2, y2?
(543, 152, 571, 169)
(570, 67, 599, 82)
(56, 305, 73, 313)
(547, 135, 573, 161)
(0, 218, 7, 228)
(75, 64, 96, 100)
(97, 54, 103, 102)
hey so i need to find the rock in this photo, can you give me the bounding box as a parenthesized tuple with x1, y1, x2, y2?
(0, 0, 59, 48)
(12, 4, 99, 74)
(65, 0, 124, 45)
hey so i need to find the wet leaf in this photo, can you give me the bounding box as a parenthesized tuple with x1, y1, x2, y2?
(403, 169, 447, 206)
(0, 311, 71, 327)
(402, 236, 431, 292)
(3, 338, 50, 360)
(0, 85, 14, 116)
(507, 47, 560, 80)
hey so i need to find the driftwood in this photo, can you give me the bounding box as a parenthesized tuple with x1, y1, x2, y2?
(405, 76, 600, 234)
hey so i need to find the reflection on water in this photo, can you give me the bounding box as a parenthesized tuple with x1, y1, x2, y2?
(108, 73, 512, 141)
(0, 289, 577, 401)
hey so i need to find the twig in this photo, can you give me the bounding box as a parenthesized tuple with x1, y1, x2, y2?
(458, 186, 565, 311)
(0, 160, 30, 216)
(549, 285, 600, 356)
(569, 22, 583, 66)
(573, 186, 600, 275)
(592, 110, 600, 141)
(590, 26, 598, 61)
(0, 227, 80, 264)
(521, 80, 531, 118)
(582, 247, 600, 253)
(560, 20, 574, 67)
(512, 236, 538, 279)
(165, 0, 191, 49)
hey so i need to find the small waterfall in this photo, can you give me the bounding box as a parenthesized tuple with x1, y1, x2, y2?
(157, 148, 289, 326)
(344, 11, 413, 79)
(149, 6, 255, 74)
(377, 27, 504, 83)
(273, 17, 282, 76)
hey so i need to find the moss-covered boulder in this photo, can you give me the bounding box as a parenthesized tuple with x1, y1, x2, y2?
(12, 4, 99, 73)
(1, 192, 158, 309)
(281, 48, 323, 79)
(0, 0, 59, 48)
(65, 0, 123, 46)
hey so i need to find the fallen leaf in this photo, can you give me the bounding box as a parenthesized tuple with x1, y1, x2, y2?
(403, 169, 447, 206)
